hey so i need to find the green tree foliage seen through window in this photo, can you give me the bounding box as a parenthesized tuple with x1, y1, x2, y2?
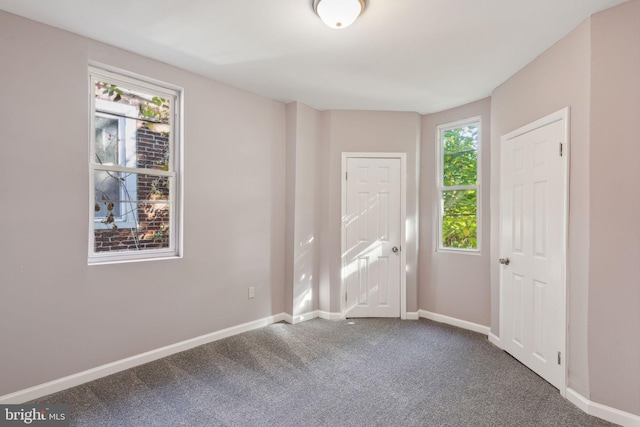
(441, 124, 479, 249)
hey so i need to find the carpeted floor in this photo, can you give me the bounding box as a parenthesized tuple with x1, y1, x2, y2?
(32, 318, 617, 426)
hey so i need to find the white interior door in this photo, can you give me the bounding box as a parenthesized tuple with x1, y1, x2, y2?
(344, 157, 401, 317)
(499, 110, 568, 391)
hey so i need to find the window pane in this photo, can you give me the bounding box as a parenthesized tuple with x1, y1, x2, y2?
(94, 116, 119, 165)
(94, 170, 123, 218)
(94, 82, 171, 172)
(443, 125, 478, 187)
(441, 190, 477, 249)
(94, 104, 170, 171)
(93, 171, 171, 253)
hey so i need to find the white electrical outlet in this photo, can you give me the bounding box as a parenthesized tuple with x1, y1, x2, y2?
(248, 287, 255, 299)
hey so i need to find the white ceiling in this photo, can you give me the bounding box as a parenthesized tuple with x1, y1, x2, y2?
(0, 0, 628, 114)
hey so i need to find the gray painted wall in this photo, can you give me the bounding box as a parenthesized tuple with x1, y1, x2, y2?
(419, 98, 492, 326)
(589, 0, 640, 415)
(0, 11, 287, 396)
(285, 102, 322, 319)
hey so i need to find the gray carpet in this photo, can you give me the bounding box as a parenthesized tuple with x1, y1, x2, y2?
(32, 318, 616, 426)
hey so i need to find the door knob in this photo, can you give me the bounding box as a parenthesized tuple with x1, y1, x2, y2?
(392, 246, 400, 253)
(498, 257, 510, 265)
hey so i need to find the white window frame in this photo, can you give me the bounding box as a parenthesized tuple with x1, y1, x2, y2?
(88, 65, 183, 265)
(435, 116, 481, 253)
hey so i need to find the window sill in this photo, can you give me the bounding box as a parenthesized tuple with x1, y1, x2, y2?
(436, 248, 482, 256)
(88, 250, 182, 266)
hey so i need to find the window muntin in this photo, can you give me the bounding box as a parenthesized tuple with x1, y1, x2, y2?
(437, 119, 480, 252)
(89, 67, 180, 264)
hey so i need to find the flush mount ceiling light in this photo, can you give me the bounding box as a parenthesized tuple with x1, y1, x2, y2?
(313, 0, 366, 29)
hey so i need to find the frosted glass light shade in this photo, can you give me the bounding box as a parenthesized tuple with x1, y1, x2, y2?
(314, 0, 365, 29)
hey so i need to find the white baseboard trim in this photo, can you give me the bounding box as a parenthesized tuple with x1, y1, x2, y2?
(566, 388, 640, 427)
(318, 310, 342, 321)
(567, 388, 590, 414)
(418, 310, 490, 336)
(285, 310, 343, 323)
(281, 313, 294, 324)
(488, 332, 501, 348)
(0, 313, 288, 404)
(290, 311, 437, 322)
(291, 310, 320, 324)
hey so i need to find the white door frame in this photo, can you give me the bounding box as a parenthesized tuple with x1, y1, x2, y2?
(341, 152, 407, 320)
(498, 107, 569, 396)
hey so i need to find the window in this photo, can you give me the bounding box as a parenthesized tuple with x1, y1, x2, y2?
(89, 66, 181, 264)
(436, 118, 480, 251)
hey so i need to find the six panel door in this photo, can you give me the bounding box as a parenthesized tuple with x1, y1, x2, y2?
(500, 119, 566, 390)
(344, 157, 401, 318)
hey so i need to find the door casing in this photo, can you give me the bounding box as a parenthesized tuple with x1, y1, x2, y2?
(341, 152, 407, 319)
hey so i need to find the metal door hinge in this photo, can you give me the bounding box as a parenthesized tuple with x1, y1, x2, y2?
(346, 171, 348, 180)
(559, 143, 564, 157)
(557, 351, 562, 365)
